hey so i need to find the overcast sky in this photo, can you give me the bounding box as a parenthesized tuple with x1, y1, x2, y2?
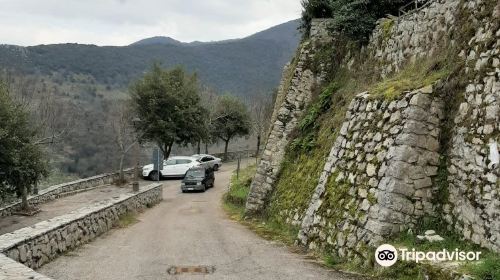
(0, 0, 302, 46)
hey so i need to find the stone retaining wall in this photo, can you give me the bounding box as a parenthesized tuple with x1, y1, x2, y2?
(444, 1, 500, 252)
(245, 0, 499, 257)
(245, 19, 331, 215)
(368, 0, 461, 77)
(0, 183, 162, 273)
(297, 89, 443, 260)
(0, 168, 136, 217)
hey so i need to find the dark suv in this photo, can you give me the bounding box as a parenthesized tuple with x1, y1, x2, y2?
(181, 166, 215, 192)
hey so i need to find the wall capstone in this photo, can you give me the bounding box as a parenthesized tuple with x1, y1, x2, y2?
(0, 168, 137, 217)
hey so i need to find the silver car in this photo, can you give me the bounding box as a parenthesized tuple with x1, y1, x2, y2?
(191, 154, 222, 171)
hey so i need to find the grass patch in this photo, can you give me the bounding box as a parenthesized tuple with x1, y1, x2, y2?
(370, 57, 452, 100)
(115, 211, 139, 228)
(389, 231, 500, 279)
(222, 165, 301, 246)
(224, 164, 256, 207)
(380, 18, 395, 41)
(467, 254, 500, 280)
(393, 230, 481, 252)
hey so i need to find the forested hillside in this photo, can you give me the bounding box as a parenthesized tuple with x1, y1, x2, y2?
(0, 19, 300, 97)
(0, 19, 300, 179)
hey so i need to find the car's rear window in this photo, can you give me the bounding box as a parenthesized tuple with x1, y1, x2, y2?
(186, 169, 204, 177)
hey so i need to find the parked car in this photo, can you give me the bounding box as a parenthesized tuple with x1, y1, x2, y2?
(142, 156, 200, 180)
(181, 166, 215, 192)
(191, 154, 222, 170)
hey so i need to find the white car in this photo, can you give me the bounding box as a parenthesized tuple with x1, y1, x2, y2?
(142, 156, 200, 180)
(192, 154, 222, 171)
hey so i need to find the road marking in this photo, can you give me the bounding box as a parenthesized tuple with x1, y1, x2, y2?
(167, 265, 216, 275)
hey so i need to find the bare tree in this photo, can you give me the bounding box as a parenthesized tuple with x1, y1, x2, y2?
(108, 101, 138, 184)
(249, 91, 274, 157)
(199, 86, 219, 154)
(1, 72, 73, 146)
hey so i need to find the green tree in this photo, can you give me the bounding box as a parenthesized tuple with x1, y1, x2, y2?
(212, 95, 251, 161)
(130, 64, 208, 159)
(0, 84, 48, 210)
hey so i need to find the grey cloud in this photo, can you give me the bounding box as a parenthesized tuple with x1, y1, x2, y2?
(0, 0, 301, 46)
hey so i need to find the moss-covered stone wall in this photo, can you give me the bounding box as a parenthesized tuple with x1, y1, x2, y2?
(246, 0, 499, 261)
(298, 89, 443, 261)
(245, 19, 332, 215)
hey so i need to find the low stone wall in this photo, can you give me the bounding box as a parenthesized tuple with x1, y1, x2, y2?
(298, 88, 443, 260)
(0, 253, 52, 280)
(212, 150, 258, 162)
(0, 168, 136, 217)
(0, 183, 162, 272)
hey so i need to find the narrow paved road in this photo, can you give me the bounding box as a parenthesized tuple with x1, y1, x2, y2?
(39, 162, 359, 280)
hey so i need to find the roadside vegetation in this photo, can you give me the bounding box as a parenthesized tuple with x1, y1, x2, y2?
(389, 231, 500, 280)
(130, 64, 253, 163)
(239, 1, 500, 279)
(115, 211, 140, 228)
(211, 95, 252, 161)
(0, 83, 49, 211)
(130, 64, 209, 160)
(223, 165, 300, 246)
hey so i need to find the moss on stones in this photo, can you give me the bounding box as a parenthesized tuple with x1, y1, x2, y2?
(380, 18, 395, 42)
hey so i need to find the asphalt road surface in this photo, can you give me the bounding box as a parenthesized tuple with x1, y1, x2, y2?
(39, 162, 360, 280)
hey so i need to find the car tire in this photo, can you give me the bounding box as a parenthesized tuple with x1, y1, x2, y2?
(202, 184, 206, 192)
(213, 164, 219, 171)
(148, 171, 160, 181)
(182, 190, 187, 193)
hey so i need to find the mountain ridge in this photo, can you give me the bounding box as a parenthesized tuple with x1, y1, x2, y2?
(0, 19, 301, 96)
(130, 19, 302, 47)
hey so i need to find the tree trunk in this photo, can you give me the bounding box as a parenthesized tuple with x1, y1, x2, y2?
(118, 153, 125, 183)
(197, 140, 201, 154)
(224, 139, 229, 162)
(163, 142, 173, 159)
(21, 185, 29, 210)
(256, 133, 261, 157)
(205, 142, 209, 154)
